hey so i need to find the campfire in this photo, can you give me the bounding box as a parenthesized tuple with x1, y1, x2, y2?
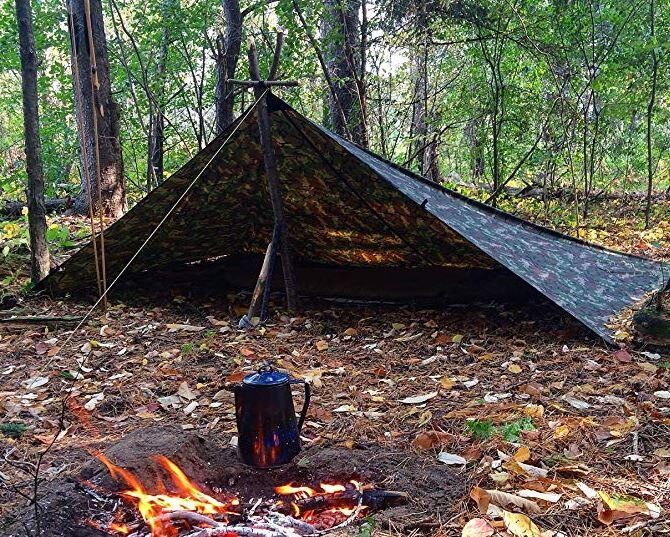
(83, 451, 406, 537)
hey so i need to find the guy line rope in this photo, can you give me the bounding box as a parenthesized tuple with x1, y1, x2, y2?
(31, 88, 270, 496)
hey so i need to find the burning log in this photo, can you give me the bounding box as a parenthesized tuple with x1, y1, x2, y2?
(280, 487, 409, 514)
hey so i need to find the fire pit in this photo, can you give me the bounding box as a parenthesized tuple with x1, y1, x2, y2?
(84, 449, 405, 536)
(5, 426, 465, 537)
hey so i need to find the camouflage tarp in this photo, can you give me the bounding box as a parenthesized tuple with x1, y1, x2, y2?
(44, 95, 667, 342)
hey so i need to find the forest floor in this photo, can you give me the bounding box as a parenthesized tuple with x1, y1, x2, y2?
(1, 199, 670, 537)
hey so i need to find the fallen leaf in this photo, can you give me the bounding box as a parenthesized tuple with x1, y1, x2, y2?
(333, 404, 356, 413)
(440, 376, 455, 390)
(562, 395, 590, 410)
(84, 392, 104, 411)
(653, 447, 670, 458)
(183, 401, 198, 415)
(23, 376, 49, 389)
(508, 363, 523, 374)
(516, 490, 561, 503)
(412, 430, 455, 450)
(575, 481, 598, 499)
(418, 410, 432, 426)
(479, 488, 542, 515)
(166, 323, 205, 332)
(654, 391, 670, 399)
(398, 391, 438, 404)
(315, 340, 329, 351)
(343, 327, 358, 336)
(177, 382, 197, 401)
(501, 510, 542, 537)
(597, 490, 658, 525)
(470, 487, 491, 514)
(462, 518, 494, 537)
(522, 404, 544, 419)
(437, 452, 466, 465)
(613, 349, 632, 363)
(513, 446, 531, 462)
(452, 334, 464, 343)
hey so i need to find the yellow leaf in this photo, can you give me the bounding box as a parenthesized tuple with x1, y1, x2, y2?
(391, 322, 406, 330)
(440, 376, 455, 390)
(553, 424, 571, 439)
(315, 340, 329, 351)
(501, 510, 542, 537)
(513, 446, 531, 462)
(418, 410, 432, 426)
(508, 363, 522, 374)
(522, 404, 544, 419)
(452, 334, 464, 343)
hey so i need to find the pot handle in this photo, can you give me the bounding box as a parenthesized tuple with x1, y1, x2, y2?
(291, 379, 311, 432)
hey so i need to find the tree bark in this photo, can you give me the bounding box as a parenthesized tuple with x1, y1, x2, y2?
(15, 0, 50, 283)
(644, 0, 658, 229)
(408, 8, 440, 181)
(147, 0, 173, 189)
(215, 0, 242, 134)
(67, 0, 126, 218)
(321, 0, 367, 146)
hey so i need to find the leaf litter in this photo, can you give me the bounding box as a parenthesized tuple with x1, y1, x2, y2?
(0, 293, 669, 536)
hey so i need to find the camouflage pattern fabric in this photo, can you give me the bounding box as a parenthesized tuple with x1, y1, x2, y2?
(43, 95, 668, 342)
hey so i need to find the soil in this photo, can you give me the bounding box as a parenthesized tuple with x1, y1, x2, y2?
(6, 425, 466, 537)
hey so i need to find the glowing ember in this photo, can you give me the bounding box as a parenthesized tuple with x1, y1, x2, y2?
(274, 480, 366, 521)
(91, 450, 239, 536)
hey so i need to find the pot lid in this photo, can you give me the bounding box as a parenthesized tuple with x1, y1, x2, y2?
(243, 365, 289, 386)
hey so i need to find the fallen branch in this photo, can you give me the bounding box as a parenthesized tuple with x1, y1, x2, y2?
(1, 198, 69, 218)
(0, 315, 83, 325)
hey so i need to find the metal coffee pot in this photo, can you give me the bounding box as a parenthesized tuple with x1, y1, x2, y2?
(233, 364, 310, 468)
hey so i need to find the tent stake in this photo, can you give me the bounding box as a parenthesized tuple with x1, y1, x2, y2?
(236, 33, 298, 316)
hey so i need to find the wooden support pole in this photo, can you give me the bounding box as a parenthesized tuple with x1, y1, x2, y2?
(239, 229, 278, 328)
(245, 35, 298, 312)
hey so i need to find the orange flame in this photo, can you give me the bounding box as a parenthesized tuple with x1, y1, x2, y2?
(274, 480, 365, 521)
(91, 450, 239, 536)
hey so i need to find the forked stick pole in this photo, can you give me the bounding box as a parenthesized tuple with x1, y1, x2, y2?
(246, 35, 297, 312)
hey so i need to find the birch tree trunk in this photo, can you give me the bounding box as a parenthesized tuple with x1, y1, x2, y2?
(67, 0, 126, 218)
(15, 0, 50, 282)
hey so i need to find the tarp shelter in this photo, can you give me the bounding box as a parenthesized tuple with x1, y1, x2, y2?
(44, 95, 668, 343)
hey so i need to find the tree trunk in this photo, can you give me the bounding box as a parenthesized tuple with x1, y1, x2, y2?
(67, 0, 126, 218)
(15, 0, 50, 283)
(321, 0, 367, 146)
(644, 0, 658, 229)
(215, 0, 242, 134)
(147, 0, 173, 189)
(408, 8, 440, 182)
(465, 118, 485, 183)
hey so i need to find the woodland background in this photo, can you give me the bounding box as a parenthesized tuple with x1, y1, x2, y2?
(1, 0, 670, 235)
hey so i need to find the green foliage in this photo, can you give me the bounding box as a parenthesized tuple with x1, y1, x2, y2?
(466, 419, 495, 441)
(358, 517, 376, 537)
(466, 417, 536, 442)
(1, 0, 670, 231)
(0, 422, 28, 438)
(181, 342, 195, 354)
(498, 417, 536, 442)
